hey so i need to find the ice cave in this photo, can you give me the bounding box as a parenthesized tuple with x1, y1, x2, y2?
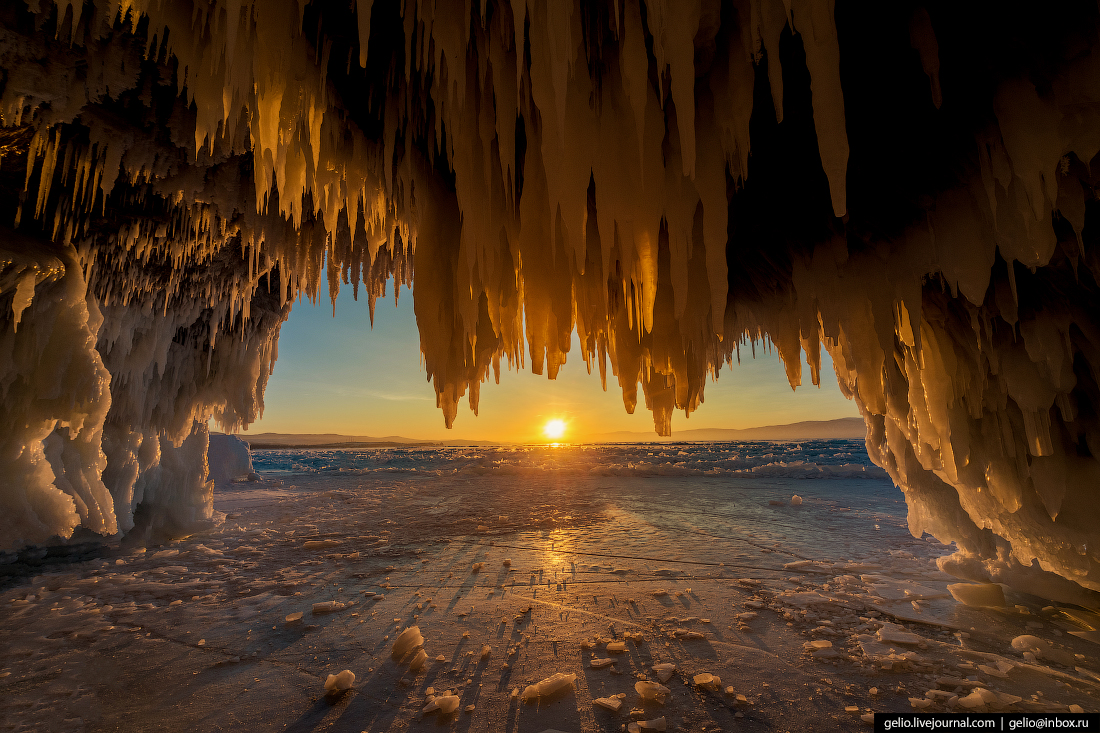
(2, 0, 1100, 619)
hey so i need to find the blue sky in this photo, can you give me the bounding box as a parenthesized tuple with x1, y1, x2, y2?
(239, 279, 860, 442)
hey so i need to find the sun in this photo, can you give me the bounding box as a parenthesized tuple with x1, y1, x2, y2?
(543, 419, 567, 440)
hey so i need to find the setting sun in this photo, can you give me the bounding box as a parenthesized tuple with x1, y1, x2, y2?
(543, 419, 567, 440)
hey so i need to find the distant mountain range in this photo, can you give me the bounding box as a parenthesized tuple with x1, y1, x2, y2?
(585, 417, 866, 443)
(235, 417, 864, 448)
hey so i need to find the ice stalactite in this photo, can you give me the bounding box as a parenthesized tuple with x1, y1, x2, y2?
(1, 0, 1100, 605)
(771, 30, 1100, 606)
(0, 239, 112, 547)
(95, 279, 290, 541)
(6, 0, 776, 434)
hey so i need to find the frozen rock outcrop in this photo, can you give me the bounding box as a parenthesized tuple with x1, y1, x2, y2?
(0, 0, 1099, 607)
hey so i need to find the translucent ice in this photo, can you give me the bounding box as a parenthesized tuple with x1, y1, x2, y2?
(312, 601, 349, 614)
(634, 681, 670, 703)
(672, 629, 705, 640)
(521, 673, 577, 702)
(651, 663, 676, 683)
(423, 694, 460, 715)
(948, 583, 1006, 608)
(876, 623, 922, 646)
(391, 626, 424, 662)
(323, 670, 355, 693)
(693, 673, 722, 690)
(1010, 635, 1076, 665)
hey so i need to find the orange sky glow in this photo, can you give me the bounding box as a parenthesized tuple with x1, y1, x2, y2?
(238, 278, 859, 444)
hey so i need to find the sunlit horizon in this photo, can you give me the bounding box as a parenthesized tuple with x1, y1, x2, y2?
(236, 277, 860, 443)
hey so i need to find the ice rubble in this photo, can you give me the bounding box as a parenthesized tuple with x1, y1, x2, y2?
(408, 648, 429, 671)
(422, 693, 461, 715)
(322, 669, 355, 693)
(206, 434, 257, 484)
(521, 672, 578, 702)
(4, 467, 1099, 729)
(635, 680, 671, 703)
(0, 0, 1099, 607)
(652, 662, 677, 683)
(629, 717, 668, 732)
(390, 624, 424, 662)
(948, 582, 1007, 608)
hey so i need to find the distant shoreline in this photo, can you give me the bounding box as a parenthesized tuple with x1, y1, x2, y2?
(233, 417, 865, 448)
(246, 441, 438, 450)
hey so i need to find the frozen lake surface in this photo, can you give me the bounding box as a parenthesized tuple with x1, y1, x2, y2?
(2, 440, 1097, 732)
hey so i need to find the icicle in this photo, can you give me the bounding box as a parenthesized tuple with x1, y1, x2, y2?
(791, 0, 848, 217)
(908, 8, 941, 109)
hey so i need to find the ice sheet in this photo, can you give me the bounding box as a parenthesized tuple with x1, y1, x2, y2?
(1, 457, 1096, 730)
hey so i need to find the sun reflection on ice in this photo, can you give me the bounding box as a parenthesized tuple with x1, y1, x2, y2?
(540, 529, 581, 577)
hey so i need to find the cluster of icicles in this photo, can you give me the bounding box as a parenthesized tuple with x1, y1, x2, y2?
(5, 0, 857, 430)
(1, 0, 1099, 607)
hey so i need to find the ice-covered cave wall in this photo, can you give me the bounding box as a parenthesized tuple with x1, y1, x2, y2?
(1, 0, 1100, 606)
